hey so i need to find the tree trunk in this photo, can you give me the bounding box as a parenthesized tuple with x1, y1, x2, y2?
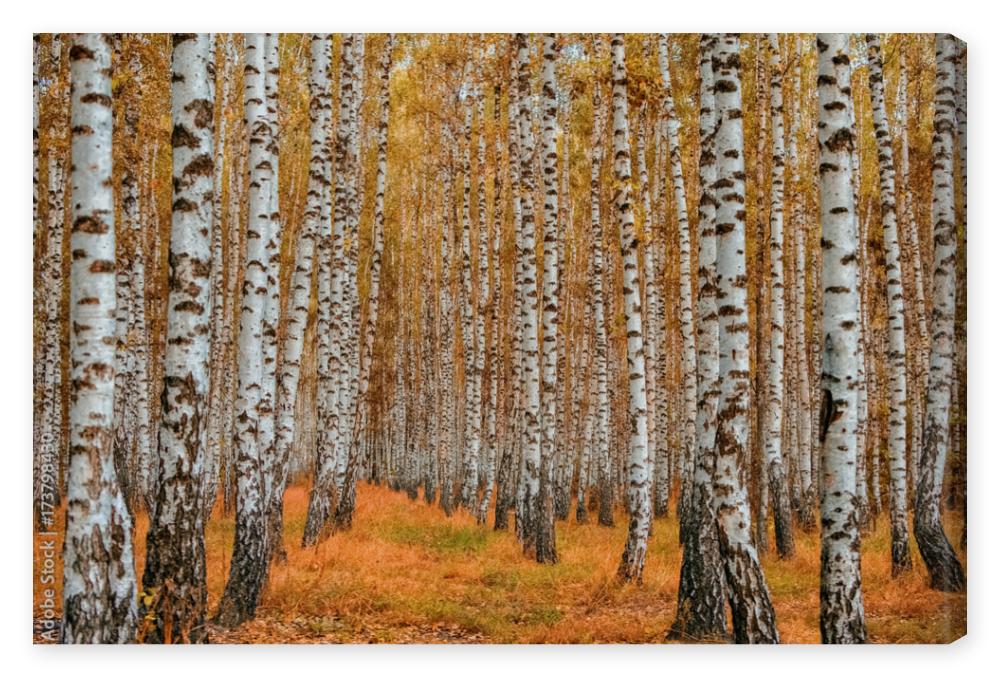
(534, 33, 560, 563)
(671, 34, 728, 642)
(816, 32, 867, 644)
(513, 33, 543, 556)
(62, 33, 139, 644)
(914, 33, 966, 593)
(711, 33, 779, 644)
(609, 33, 652, 584)
(270, 34, 330, 557)
(864, 33, 912, 574)
(657, 34, 697, 530)
(141, 33, 215, 644)
(215, 33, 272, 628)
(763, 32, 795, 559)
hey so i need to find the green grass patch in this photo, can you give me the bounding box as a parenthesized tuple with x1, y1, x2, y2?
(383, 521, 490, 555)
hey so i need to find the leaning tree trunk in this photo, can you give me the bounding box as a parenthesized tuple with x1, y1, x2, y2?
(268, 34, 330, 560)
(764, 32, 795, 559)
(141, 33, 215, 644)
(216, 33, 272, 628)
(864, 33, 911, 576)
(609, 33, 652, 584)
(61, 33, 139, 644)
(670, 33, 728, 642)
(711, 33, 779, 644)
(914, 33, 966, 593)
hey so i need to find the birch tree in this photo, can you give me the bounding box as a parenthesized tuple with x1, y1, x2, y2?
(303, 33, 356, 543)
(333, 33, 394, 530)
(141, 33, 215, 643)
(588, 52, 614, 529)
(711, 33, 778, 643)
(657, 34, 696, 527)
(816, 32, 867, 644)
(216, 33, 272, 628)
(514, 33, 544, 557)
(914, 33, 966, 593)
(62, 33, 139, 644)
(671, 33, 728, 641)
(763, 32, 795, 559)
(609, 33, 652, 584)
(864, 33, 911, 575)
(535, 32, 560, 563)
(269, 34, 330, 558)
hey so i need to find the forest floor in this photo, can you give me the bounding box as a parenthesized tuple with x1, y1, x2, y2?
(34, 482, 966, 644)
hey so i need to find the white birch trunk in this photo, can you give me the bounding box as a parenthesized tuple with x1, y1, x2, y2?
(763, 33, 795, 559)
(711, 33, 778, 643)
(610, 34, 651, 584)
(671, 34, 728, 640)
(513, 33, 543, 555)
(657, 34, 697, 528)
(864, 33, 911, 574)
(62, 33, 139, 644)
(270, 34, 330, 555)
(816, 33, 867, 643)
(534, 33, 559, 562)
(216, 33, 271, 627)
(913, 33, 966, 593)
(141, 33, 215, 643)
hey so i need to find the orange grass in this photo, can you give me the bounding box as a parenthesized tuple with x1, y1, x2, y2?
(33, 482, 966, 643)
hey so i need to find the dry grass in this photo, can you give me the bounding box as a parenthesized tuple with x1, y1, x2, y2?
(33, 482, 966, 644)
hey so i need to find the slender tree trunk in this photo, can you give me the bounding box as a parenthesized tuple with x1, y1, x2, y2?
(534, 33, 560, 563)
(204, 35, 231, 516)
(257, 33, 282, 561)
(895, 52, 929, 508)
(816, 33, 867, 644)
(785, 38, 815, 530)
(671, 34, 728, 641)
(609, 33, 652, 584)
(513, 33, 543, 556)
(303, 33, 356, 544)
(657, 34, 696, 530)
(269, 34, 330, 558)
(864, 33, 912, 575)
(496, 58, 523, 531)
(62, 33, 139, 644)
(587, 51, 614, 529)
(458, 79, 480, 511)
(478, 82, 503, 525)
(914, 33, 966, 593)
(333, 34, 394, 530)
(216, 33, 272, 628)
(763, 33, 795, 559)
